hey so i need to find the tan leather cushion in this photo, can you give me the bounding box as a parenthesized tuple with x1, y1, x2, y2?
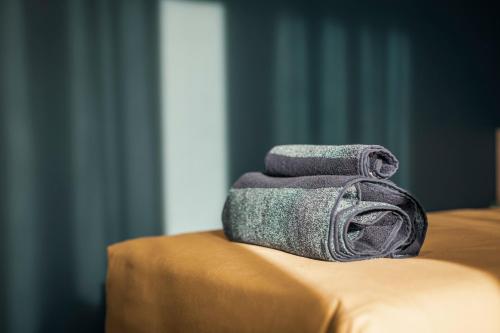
(106, 209, 500, 333)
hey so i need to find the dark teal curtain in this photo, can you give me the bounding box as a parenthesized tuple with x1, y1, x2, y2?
(226, 1, 500, 210)
(227, 3, 414, 191)
(0, 1, 162, 332)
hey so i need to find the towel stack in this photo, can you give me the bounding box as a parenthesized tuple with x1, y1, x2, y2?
(222, 145, 427, 262)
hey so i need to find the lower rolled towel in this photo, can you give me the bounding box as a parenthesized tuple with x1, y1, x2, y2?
(222, 172, 427, 262)
(265, 144, 399, 179)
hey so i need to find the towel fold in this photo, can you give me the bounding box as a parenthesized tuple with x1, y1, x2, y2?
(265, 144, 399, 179)
(222, 172, 427, 262)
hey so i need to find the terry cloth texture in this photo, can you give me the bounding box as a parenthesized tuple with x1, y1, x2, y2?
(265, 144, 399, 178)
(222, 172, 427, 262)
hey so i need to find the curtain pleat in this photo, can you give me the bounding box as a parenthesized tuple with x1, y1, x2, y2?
(0, 1, 162, 332)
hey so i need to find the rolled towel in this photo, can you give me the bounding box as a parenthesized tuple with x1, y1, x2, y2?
(265, 144, 399, 179)
(222, 172, 427, 262)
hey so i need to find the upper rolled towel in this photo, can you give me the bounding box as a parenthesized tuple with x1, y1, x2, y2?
(265, 144, 399, 179)
(222, 172, 427, 262)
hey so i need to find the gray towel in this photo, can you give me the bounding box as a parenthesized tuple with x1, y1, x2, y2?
(222, 172, 427, 262)
(265, 144, 399, 179)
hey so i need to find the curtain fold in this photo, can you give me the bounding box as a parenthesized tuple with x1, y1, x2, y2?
(226, 4, 412, 188)
(0, 1, 162, 332)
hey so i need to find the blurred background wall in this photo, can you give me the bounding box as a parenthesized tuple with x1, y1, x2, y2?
(226, 0, 500, 210)
(1, 0, 499, 332)
(1, 1, 162, 332)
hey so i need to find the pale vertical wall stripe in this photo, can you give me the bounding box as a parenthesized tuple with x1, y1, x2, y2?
(161, 0, 227, 234)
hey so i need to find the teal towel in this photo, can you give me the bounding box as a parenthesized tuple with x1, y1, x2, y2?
(222, 172, 427, 262)
(265, 144, 399, 179)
